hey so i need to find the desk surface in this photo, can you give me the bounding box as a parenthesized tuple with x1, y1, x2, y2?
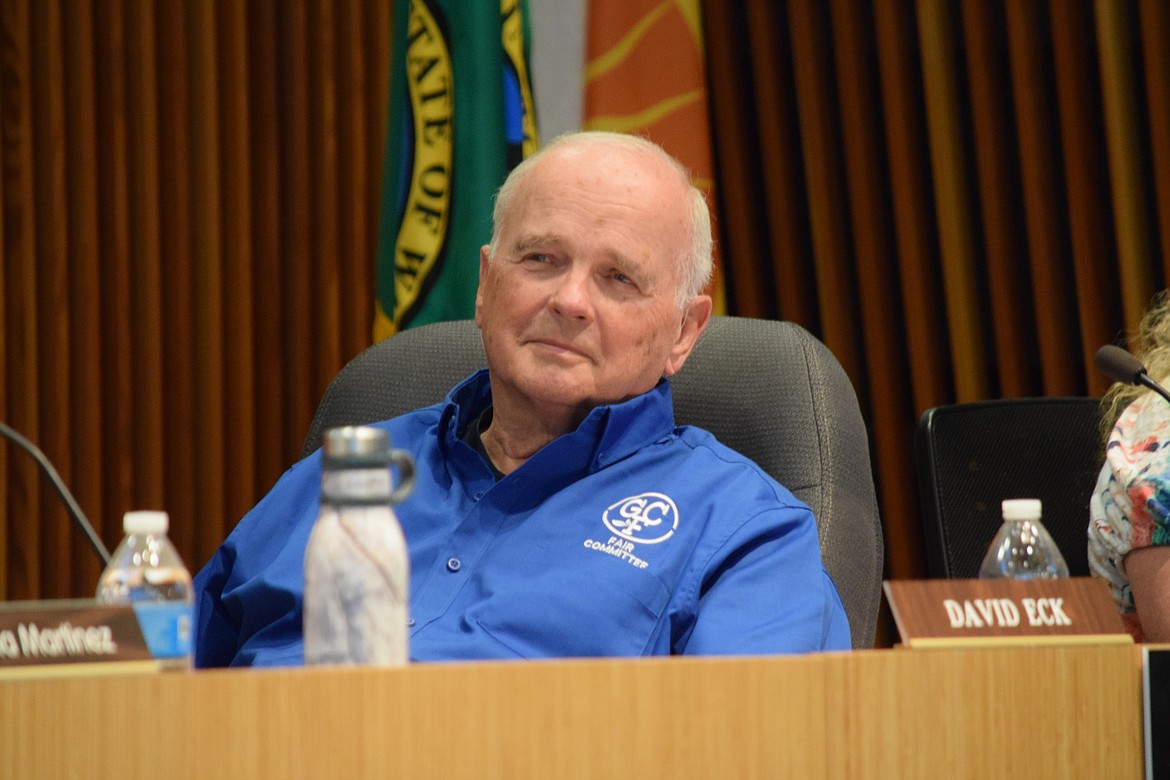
(0, 644, 1144, 779)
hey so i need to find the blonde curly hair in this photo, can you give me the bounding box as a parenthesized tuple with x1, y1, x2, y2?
(1100, 290, 1170, 442)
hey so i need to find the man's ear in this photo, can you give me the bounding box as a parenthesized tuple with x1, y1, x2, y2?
(663, 295, 713, 377)
(474, 245, 491, 328)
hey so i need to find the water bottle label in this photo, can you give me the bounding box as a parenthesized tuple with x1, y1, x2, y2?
(132, 602, 193, 659)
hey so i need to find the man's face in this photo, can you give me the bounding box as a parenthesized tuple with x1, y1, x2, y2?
(475, 144, 710, 422)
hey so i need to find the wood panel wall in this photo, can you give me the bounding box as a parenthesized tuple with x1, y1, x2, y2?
(706, 0, 1170, 586)
(0, 0, 389, 599)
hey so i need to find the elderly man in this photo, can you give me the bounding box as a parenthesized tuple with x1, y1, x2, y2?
(193, 131, 849, 666)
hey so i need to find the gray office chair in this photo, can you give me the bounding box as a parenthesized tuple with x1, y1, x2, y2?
(303, 316, 885, 648)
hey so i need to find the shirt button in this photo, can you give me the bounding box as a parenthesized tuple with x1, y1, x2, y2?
(446, 557, 462, 572)
(407, 618, 416, 627)
(474, 491, 484, 500)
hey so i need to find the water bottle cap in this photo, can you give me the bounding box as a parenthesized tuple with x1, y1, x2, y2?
(124, 510, 169, 535)
(1001, 499, 1042, 521)
(323, 426, 391, 465)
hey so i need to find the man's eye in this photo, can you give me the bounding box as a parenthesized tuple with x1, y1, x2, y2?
(612, 272, 634, 285)
(525, 254, 551, 264)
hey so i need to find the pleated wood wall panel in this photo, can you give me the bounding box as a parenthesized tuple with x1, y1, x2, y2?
(707, 1, 1168, 584)
(0, 0, 389, 600)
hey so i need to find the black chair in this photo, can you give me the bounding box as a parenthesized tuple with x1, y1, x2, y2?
(303, 316, 885, 648)
(916, 397, 1102, 579)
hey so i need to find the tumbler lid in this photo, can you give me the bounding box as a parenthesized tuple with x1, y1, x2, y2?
(322, 426, 390, 466)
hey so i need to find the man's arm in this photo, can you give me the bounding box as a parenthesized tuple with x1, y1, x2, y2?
(192, 546, 241, 667)
(681, 506, 851, 655)
(190, 454, 322, 667)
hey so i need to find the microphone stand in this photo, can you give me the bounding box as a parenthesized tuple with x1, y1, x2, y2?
(0, 421, 111, 566)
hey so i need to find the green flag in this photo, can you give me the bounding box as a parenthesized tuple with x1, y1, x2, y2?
(374, 0, 539, 340)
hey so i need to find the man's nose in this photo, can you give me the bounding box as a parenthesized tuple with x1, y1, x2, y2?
(548, 269, 594, 321)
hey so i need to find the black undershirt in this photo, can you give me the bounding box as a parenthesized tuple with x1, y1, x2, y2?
(462, 405, 505, 481)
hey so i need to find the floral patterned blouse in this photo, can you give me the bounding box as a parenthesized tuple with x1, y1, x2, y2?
(1089, 391, 1170, 642)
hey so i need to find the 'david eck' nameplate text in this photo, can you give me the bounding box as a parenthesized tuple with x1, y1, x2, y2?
(883, 577, 1132, 648)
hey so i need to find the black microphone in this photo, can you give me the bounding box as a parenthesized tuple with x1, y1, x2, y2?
(0, 421, 111, 566)
(1094, 344, 1170, 406)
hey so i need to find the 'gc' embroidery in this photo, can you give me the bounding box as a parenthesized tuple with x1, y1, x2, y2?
(602, 493, 679, 544)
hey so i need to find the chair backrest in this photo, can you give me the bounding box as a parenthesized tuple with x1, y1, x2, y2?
(915, 397, 1102, 579)
(303, 316, 885, 648)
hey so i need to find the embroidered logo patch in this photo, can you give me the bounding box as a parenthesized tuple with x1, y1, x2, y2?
(602, 492, 679, 544)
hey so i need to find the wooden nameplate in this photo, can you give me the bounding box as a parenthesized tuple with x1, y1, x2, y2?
(0, 599, 158, 676)
(883, 577, 1133, 648)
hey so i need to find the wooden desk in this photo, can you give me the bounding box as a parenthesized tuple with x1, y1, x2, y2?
(0, 644, 1144, 779)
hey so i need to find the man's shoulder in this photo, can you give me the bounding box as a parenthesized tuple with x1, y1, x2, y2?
(670, 424, 767, 469)
(370, 400, 447, 438)
(653, 425, 806, 511)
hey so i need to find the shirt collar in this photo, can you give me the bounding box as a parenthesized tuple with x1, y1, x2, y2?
(438, 369, 676, 481)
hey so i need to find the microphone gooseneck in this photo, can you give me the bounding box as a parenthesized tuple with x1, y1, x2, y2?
(1094, 344, 1170, 406)
(0, 421, 112, 566)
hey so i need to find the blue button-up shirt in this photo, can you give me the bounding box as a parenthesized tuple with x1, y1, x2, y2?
(193, 371, 849, 666)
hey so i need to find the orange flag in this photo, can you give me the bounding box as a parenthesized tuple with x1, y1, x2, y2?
(584, 1, 726, 313)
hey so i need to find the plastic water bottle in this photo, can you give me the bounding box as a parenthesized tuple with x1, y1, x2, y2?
(304, 426, 415, 665)
(978, 498, 1070, 580)
(96, 510, 194, 669)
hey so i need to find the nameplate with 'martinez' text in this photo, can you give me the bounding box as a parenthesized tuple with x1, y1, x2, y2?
(0, 599, 155, 672)
(883, 577, 1132, 648)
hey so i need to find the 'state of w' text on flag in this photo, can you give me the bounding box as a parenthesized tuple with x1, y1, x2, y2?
(375, 0, 539, 341)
